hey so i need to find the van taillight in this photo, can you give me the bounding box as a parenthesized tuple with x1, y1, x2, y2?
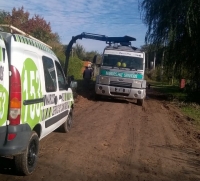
(9, 65, 21, 125)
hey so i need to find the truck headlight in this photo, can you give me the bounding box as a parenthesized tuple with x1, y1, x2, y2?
(99, 76, 108, 83)
(134, 80, 141, 84)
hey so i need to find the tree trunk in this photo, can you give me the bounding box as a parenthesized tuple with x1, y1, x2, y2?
(153, 52, 156, 69)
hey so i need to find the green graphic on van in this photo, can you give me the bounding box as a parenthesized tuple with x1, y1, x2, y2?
(0, 85, 8, 126)
(21, 58, 43, 128)
(42, 107, 53, 120)
(67, 93, 73, 106)
(100, 69, 143, 79)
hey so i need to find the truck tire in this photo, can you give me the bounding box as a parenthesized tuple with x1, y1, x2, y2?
(95, 94, 101, 100)
(14, 131, 39, 175)
(61, 110, 73, 133)
(137, 99, 144, 106)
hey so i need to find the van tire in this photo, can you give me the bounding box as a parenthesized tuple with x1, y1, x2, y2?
(14, 131, 39, 175)
(137, 99, 144, 106)
(61, 110, 73, 133)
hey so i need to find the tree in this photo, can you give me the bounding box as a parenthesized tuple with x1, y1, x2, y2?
(27, 15, 58, 43)
(140, 0, 200, 87)
(0, 10, 9, 24)
(73, 43, 86, 60)
(3, 7, 59, 44)
(85, 51, 100, 62)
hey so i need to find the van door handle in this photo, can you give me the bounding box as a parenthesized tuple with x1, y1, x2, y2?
(54, 96, 57, 105)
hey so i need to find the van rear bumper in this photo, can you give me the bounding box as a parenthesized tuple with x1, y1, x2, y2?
(0, 124, 31, 156)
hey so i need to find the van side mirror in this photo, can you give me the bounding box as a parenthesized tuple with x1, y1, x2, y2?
(70, 81, 77, 90)
(66, 75, 77, 91)
(65, 83, 70, 90)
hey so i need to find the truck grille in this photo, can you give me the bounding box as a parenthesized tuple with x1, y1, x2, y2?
(110, 81, 132, 88)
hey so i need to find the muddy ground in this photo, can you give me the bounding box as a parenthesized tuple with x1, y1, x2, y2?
(1, 86, 200, 181)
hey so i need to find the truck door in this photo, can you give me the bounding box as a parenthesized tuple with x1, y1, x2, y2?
(0, 34, 9, 126)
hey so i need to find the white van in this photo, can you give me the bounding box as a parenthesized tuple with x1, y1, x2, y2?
(0, 25, 75, 175)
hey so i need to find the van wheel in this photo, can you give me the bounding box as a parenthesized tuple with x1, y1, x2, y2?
(14, 131, 39, 175)
(61, 110, 73, 133)
(137, 99, 144, 106)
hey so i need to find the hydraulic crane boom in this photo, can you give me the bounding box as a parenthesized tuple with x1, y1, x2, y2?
(64, 32, 136, 76)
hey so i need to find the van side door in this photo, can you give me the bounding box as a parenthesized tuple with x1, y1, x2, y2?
(54, 61, 71, 117)
(40, 56, 59, 137)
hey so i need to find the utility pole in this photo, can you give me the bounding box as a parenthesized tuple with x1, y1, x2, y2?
(153, 52, 156, 69)
(146, 52, 149, 70)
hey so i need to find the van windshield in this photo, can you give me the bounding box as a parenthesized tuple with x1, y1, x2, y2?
(102, 54, 143, 70)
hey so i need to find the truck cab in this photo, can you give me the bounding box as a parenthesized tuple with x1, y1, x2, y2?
(95, 44, 146, 106)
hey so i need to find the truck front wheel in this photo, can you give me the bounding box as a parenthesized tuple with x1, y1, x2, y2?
(95, 94, 102, 100)
(137, 99, 144, 106)
(14, 131, 39, 175)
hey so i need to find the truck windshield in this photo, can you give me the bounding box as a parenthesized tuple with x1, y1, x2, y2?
(102, 54, 143, 70)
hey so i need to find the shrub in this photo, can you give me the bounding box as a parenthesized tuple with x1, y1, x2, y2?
(68, 56, 83, 80)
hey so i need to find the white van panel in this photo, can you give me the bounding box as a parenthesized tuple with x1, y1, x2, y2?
(9, 34, 74, 136)
(39, 114, 68, 140)
(0, 34, 9, 127)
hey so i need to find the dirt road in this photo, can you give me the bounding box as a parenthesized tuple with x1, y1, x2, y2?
(1, 88, 200, 181)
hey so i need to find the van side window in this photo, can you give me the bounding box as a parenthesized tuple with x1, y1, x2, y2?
(55, 61, 66, 90)
(42, 56, 57, 92)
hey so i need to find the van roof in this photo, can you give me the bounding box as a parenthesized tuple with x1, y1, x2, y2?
(13, 34, 55, 56)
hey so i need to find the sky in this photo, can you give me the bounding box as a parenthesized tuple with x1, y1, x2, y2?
(1, 0, 147, 53)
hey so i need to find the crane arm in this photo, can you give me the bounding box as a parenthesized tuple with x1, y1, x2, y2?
(64, 32, 136, 76)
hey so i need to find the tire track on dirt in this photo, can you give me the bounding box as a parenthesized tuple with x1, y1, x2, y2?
(117, 101, 144, 180)
(140, 98, 200, 181)
(1, 92, 200, 181)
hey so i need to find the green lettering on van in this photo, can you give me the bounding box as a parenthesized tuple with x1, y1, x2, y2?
(0, 85, 8, 126)
(21, 58, 43, 129)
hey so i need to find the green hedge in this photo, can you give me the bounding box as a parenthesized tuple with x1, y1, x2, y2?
(68, 56, 84, 80)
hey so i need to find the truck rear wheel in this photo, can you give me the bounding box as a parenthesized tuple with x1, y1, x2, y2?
(14, 131, 39, 175)
(137, 99, 144, 106)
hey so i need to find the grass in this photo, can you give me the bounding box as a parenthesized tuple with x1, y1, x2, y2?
(152, 83, 187, 101)
(148, 80, 200, 123)
(180, 103, 200, 123)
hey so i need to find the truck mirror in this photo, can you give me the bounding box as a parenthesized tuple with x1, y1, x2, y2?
(93, 55, 97, 64)
(93, 55, 102, 65)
